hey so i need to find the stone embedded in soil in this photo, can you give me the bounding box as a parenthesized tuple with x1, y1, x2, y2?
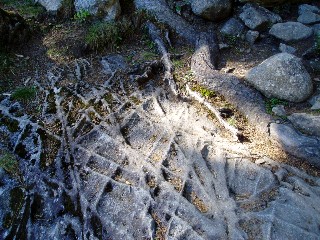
(269, 22, 313, 42)
(191, 0, 232, 21)
(246, 53, 313, 102)
(272, 105, 286, 116)
(246, 30, 259, 44)
(279, 43, 296, 54)
(309, 94, 320, 110)
(239, 3, 281, 30)
(36, 0, 61, 11)
(313, 23, 320, 35)
(74, 0, 121, 21)
(298, 12, 320, 25)
(288, 113, 320, 137)
(220, 18, 245, 37)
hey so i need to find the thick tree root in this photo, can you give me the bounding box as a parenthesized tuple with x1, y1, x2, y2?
(146, 22, 178, 95)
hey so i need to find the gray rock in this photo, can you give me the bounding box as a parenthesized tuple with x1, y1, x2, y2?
(35, 0, 61, 11)
(101, 54, 127, 75)
(279, 43, 296, 54)
(190, 0, 232, 21)
(288, 113, 320, 137)
(269, 22, 313, 42)
(239, 3, 281, 31)
(298, 4, 320, 15)
(246, 53, 313, 102)
(272, 105, 286, 116)
(309, 94, 320, 110)
(313, 24, 320, 35)
(298, 12, 320, 25)
(246, 30, 259, 44)
(270, 123, 320, 167)
(311, 101, 320, 110)
(219, 43, 230, 49)
(74, 0, 121, 21)
(220, 18, 245, 37)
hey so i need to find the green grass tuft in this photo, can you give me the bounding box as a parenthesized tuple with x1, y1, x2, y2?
(74, 9, 91, 22)
(85, 18, 133, 50)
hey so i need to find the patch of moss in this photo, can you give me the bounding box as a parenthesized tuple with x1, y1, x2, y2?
(0, 153, 19, 176)
(192, 85, 216, 98)
(11, 86, 36, 102)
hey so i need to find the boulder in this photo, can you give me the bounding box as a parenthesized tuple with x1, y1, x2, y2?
(220, 18, 245, 37)
(238, 0, 308, 7)
(35, 0, 61, 11)
(269, 22, 313, 42)
(246, 53, 313, 102)
(75, 0, 121, 21)
(298, 4, 320, 15)
(288, 113, 320, 137)
(279, 43, 296, 54)
(190, 0, 232, 21)
(239, 3, 281, 30)
(298, 12, 320, 25)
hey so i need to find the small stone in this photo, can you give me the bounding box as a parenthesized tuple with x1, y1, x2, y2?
(246, 30, 259, 44)
(255, 158, 266, 164)
(219, 43, 230, 50)
(272, 105, 286, 116)
(269, 22, 313, 42)
(279, 43, 296, 54)
(309, 94, 320, 110)
(298, 12, 320, 25)
(220, 18, 245, 37)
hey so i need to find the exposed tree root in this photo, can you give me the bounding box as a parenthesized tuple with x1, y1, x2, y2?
(146, 22, 178, 95)
(186, 84, 242, 141)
